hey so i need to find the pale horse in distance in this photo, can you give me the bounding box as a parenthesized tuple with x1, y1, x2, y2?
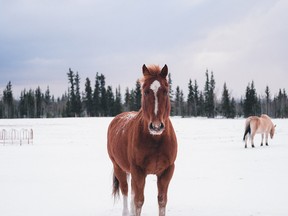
(243, 114, 276, 148)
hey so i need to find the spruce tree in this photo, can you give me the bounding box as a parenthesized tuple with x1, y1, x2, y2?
(99, 74, 107, 116)
(193, 80, 199, 116)
(134, 80, 142, 110)
(113, 86, 122, 116)
(44, 86, 51, 117)
(174, 86, 180, 116)
(168, 73, 174, 115)
(106, 85, 114, 116)
(243, 81, 260, 117)
(35, 86, 43, 118)
(74, 72, 82, 116)
(66, 68, 76, 117)
(265, 86, 270, 115)
(187, 79, 194, 116)
(93, 73, 101, 116)
(84, 78, 93, 116)
(124, 87, 130, 112)
(3, 81, 14, 118)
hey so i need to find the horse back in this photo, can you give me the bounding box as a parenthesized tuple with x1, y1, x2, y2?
(249, 115, 273, 133)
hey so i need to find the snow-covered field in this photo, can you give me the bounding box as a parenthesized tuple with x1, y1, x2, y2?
(0, 117, 287, 216)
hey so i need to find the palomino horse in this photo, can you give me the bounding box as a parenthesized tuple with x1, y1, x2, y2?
(243, 114, 276, 148)
(107, 65, 177, 216)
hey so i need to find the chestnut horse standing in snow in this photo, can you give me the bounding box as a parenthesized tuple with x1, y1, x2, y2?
(107, 65, 177, 216)
(243, 114, 276, 148)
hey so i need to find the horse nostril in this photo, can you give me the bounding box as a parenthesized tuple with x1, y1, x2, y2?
(149, 122, 165, 131)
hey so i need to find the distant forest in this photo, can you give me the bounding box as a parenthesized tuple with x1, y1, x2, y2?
(0, 68, 287, 119)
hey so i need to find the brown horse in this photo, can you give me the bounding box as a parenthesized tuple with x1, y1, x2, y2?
(107, 64, 177, 216)
(243, 114, 276, 148)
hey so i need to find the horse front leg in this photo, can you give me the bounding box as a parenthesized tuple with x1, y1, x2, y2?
(157, 164, 175, 216)
(251, 133, 255, 148)
(131, 166, 146, 216)
(261, 134, 264, 146)
(265, 133, 269, 146)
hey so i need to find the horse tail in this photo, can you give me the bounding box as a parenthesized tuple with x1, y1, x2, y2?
(112, 174, 120, 200)
(243, 121, 251, 141)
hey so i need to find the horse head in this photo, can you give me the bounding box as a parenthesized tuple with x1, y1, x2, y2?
(141, 64, 170, 135)
(270, 124, 276, 138)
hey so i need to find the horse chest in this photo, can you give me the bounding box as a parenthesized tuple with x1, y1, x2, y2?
(134, 146, 170, 175)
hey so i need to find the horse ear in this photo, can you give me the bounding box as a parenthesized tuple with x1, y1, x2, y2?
(161, 64, 168, 78)
(142, 64, 150, 76)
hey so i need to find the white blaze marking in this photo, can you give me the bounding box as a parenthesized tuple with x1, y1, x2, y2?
(150, 80, 161, 115)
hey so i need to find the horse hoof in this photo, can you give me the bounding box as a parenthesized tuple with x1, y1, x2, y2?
(252, 145, 255, 148)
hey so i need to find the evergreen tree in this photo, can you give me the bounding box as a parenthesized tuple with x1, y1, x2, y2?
(187, 79, 194, 116)
(124, 87, 130, 111)
(230, 97, 236, 118)
(84, 77, 93, 116)
(74, 72, 82, 116)
(193, 80, 199, 116)
(93, 73, 101, 116)
(113, 86, 122, 116)
(265, 86, 270, 115)
(106, 85, 114, 116)
(198, 91, 205, 116)
(220, 82, 236, 118)
(243, 81, 261, 117)
(168, 73, 174, 115)
(27, 89, 35, 118)
(19, 90, 27, 118)
(134, 80, 142, 110)
(3, 81, 14, 118)
(174, 86, 180, 116)
(99, 74, 107, 116)
(66, 68, 76, 117)
(274, 88, 288, 118)
(129, 89, 136, 111)
(221, 82, 230, 118)
(44, 86, 52, 117)
(180, 89, 185, 117)
(35, 86, 43, 118)
(204, 70, 215, 118)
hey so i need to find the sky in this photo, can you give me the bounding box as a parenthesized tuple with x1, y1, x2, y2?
(0, 0, 287, 99)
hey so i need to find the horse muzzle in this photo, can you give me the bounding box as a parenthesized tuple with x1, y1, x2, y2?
(149, 121, 165, 135)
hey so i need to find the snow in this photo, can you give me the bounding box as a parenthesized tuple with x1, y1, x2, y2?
(0, 117, 287, 216)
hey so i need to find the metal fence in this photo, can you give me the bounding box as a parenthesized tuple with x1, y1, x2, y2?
(0, 128, 33, 145)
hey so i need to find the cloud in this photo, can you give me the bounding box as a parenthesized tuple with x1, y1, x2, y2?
(0, 0, 287, 99)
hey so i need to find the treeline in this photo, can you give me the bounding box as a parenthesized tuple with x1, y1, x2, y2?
(0, 68, 288, 119)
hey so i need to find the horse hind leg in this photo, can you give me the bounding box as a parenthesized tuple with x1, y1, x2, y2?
(113, 165, 130, 216)
(251, 133, 255, 148)
(261, 134, 264, 146)
(265, 133, 269, 146)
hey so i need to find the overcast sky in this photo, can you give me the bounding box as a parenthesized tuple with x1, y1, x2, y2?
(0, 0, 287, 99)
